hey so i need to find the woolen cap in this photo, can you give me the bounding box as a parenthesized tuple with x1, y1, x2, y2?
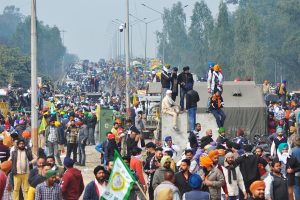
(64, 157, 75, 168)
(183, 66, 190, 71)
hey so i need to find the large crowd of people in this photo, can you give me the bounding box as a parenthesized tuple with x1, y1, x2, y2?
(0, 59, 300, 200)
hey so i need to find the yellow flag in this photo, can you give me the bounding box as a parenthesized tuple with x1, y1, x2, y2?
(96, 105, 101, 121)
(38, 116, 47, 133)
(132, 92, 137, 105)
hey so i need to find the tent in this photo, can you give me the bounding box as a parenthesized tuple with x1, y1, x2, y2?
(148, 81, 267, 139)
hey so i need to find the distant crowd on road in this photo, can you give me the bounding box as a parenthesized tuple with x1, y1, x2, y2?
(1, 58, 300, 200)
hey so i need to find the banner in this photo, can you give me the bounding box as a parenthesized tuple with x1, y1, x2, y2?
(102, 150, 136, 200)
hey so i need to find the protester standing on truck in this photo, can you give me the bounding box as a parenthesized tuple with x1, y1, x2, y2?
(178, 66, 194, 111)
(161, 64, 171, 98)
(186, 89, 200, 131)
(170, 67, 179, 101)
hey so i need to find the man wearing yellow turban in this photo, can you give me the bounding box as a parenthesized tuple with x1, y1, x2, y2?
(152, 156, 172, 191)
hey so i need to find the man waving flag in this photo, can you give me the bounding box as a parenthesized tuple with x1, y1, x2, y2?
(102, 150, 136, 200)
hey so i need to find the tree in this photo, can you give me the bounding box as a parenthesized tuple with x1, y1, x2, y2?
(231, 5, 261, 81)
(156, 0, 299, 87)
(188, 0, 214, 75)
(157, 2, 188, 66)
(0, 6, 22, 46)
(0, 45, 30, 87)
(212, 1, 233, 77)
(13, 17, 66, 79)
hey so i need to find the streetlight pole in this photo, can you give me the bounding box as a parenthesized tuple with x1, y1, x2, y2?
(112, 20, 121, 61)
(131, 24, 133, 58)
(145, 23, 147, 60)
(140, 4, 188, 64)
(129, 14, 160, 61)
(116, 19, 140, 59)
(125, 0, 130, 111)
(141, 4, 164, 63)
(31, 0, 38, 156)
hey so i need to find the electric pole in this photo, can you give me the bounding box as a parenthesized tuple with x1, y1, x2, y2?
(31, 0, 38, 156)
(125, 0, 130, 111)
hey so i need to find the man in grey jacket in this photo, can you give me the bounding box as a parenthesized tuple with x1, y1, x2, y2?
(200, 156, 225, 200)
(152, 155, 172, 190)
(45, 120, 61, 165)
(77, 119, 89, 166)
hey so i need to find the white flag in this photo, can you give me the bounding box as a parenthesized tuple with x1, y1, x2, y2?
(101, 150, 136, 200)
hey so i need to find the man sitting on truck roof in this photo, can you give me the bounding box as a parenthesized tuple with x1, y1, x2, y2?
(161, 90, 181, 131)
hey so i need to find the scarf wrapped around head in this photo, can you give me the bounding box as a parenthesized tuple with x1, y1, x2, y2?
(214, 64, 220, 72)
(0, 160, 12, 174)
(250, 181, 265, 194)
(278, 143, 289, 164)
(218, 127, 225, 134)
(290, 126, 296, 134)
(278, 143, 288, 153)
(276, 127, 283, 134)
(200, 156, 213, 168)
(224, 152, 237, 184)
(160, 156, 171, 167)
(208, 150, 219, 160)
(45, 170, 57, 179)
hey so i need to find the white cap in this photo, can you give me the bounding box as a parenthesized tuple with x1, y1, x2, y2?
(166, 90, 172, 94)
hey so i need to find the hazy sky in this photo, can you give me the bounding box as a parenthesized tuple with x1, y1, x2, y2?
(0, 0, 235, 61)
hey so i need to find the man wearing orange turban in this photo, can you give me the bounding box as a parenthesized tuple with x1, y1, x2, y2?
(249, 180, 265, 200)
(211, 64, 223, 94)
(0, 160, 12, 198)
(0, 160, 12, 174)
(199, 156, 225, 200)
(200, 156, 213, 169)
(208, 149, 230, 198)
(208, 150, 219, 165)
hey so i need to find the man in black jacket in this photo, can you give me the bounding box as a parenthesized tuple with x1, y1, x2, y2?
(235, 144, 269, 196)
(186, 89, 200, 131)
(175, 159, 192, 197)
(126, 127, 140, 156)
(170, 67, 179, 101)
(87, 114, 97, 145)
(178, 66, 194, 111)
(161, 64, 171, 97)
(144, 147, 163, 200)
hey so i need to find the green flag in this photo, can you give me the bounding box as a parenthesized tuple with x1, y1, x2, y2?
(101, 150, 136, 200)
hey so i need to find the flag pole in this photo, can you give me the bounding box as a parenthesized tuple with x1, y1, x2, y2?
(135, 181, 149, 200)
